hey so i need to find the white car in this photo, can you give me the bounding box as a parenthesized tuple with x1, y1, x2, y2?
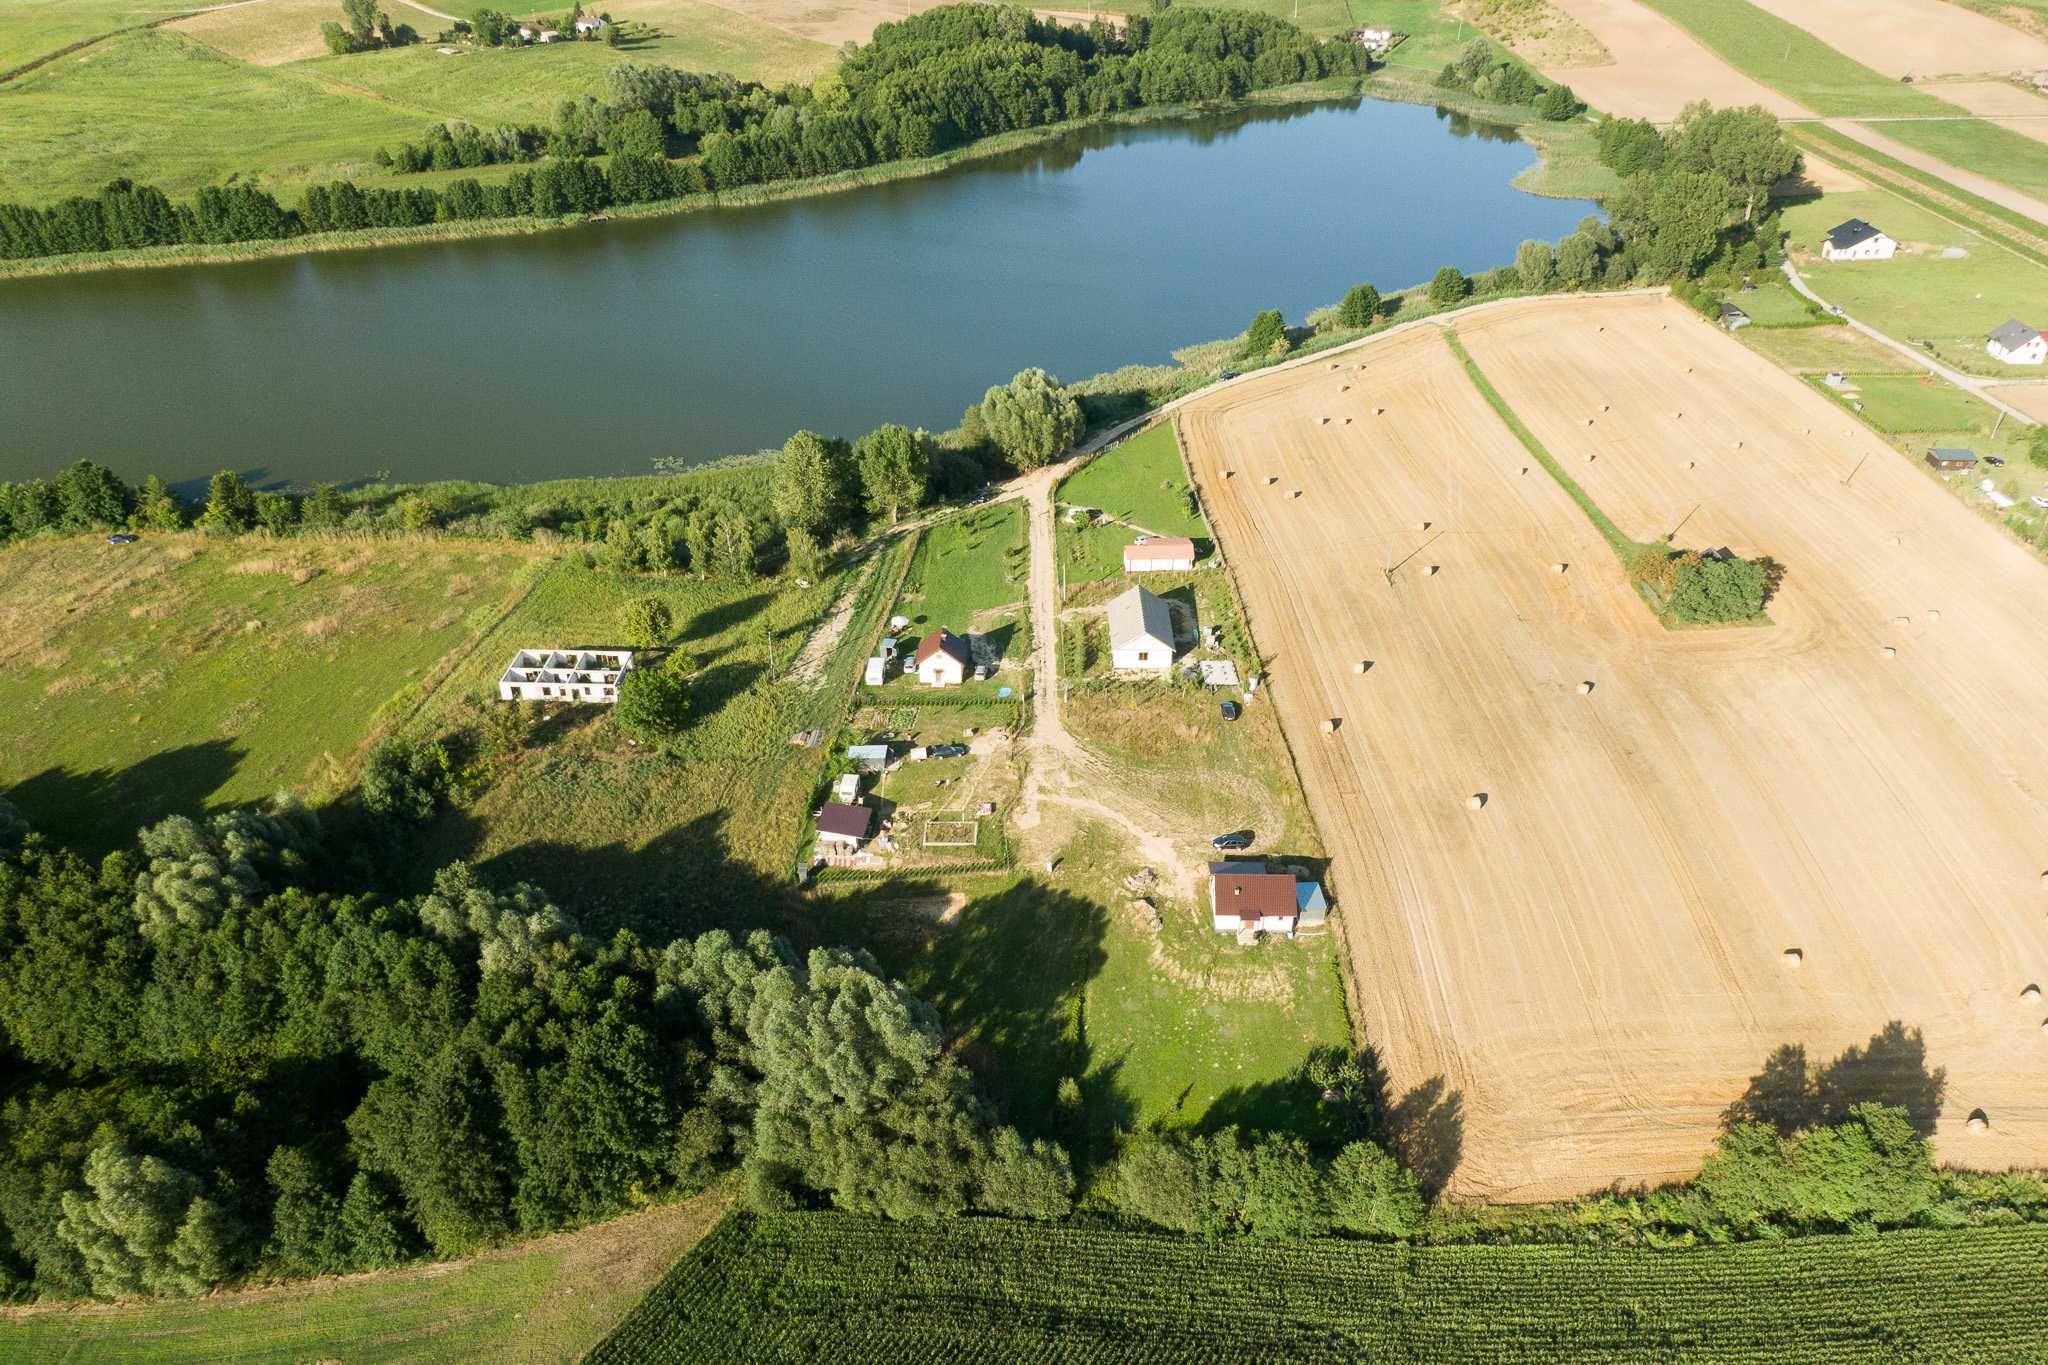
(2030, 495, 2048, 509)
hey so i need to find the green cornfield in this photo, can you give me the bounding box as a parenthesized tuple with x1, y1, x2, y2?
(591, 1212, 2048, 1362)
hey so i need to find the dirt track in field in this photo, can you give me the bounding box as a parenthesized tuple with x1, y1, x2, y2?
(1180, 293, 2048, 1200)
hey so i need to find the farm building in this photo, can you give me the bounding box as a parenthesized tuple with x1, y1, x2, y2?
(572, 14, 605, 31)
(1925, 447, 1980, 471)
(497, 648, 633, 703)
(1987, 319, 2047, 366)
(847, 743, 893, 772)
(814, 802, 873, 853)
(1819, 218, 1897, 262)
(914, 629, 971, 687)
(1718, 302, 1750, 332)
(1123, 536, 1198, 573)
(1208, 861, 1303, 937)
(1107, 585, 1176, 674)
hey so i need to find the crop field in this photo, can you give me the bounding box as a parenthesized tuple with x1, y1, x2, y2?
(0, 532, 543, 854)
(1179, 293, 2048, 1200)
(1531, 0, 1796, 120)
(1740, 0, 2048, 82)
(1, 1191, 730, 1363)
(593, 1212, 2048, 1362)
(170, 0, 452, 66)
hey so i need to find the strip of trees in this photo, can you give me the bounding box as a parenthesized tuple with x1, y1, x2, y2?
(0, 5, 1365, 263)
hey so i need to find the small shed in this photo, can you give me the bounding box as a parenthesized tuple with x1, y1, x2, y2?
(864, 657, 887, 687)
(815, 802, 873, 851)
(1718, 301, 1750, 331)
(1123, 536, 1197, 573)
(847, 743, 892, 772)
(1294, 879, 1329, 928)
(1925, 447, 1979, 471)
(1107, 585, 1176, 674)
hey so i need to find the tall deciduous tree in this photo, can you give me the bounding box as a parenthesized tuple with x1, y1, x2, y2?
(979, 369, 1081, 470)
(853, 423, 931, 524)
(772, 430, 857, 539)
(1668, 102, 1800, 223)
(1335, 282, 1381, 328)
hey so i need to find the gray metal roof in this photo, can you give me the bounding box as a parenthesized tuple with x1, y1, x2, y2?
(1927, 447, 1978, 463)
(1990, 319, 2041, 350)
(1107, 585, 1174, 651)
(1825, 218, 1883, 250)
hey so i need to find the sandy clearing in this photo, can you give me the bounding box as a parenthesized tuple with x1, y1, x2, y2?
(1929, 79, 2048, 146)
(1824, 118, 2048, 226)
(1539, 0, 1801, 119)
(703, 0, 935, 47)
(1987, 380, 2048, 421)
(1181, 292, 2048, 1201)
(1744, 0, 2048, 79)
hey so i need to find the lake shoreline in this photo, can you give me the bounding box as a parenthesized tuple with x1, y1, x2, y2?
(0, 74, 1601, 283)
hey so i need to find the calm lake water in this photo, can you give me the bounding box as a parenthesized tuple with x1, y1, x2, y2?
(0, 100, 1591, 488)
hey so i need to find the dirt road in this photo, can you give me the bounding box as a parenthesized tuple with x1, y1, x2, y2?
(1181, 292, 2048, 1199)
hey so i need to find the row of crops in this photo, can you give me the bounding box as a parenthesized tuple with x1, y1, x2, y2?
(591, 1212, 2048, 1361)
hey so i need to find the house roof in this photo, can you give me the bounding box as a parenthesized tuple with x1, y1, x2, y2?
(816, 802, 872, 839)
(914, 629, 970, 668)
(1718, 302, 1748, 319)
(1927, 447, 1978, 463)
(1123, 536, 1196, 565)
(1212, 870, 1299, 924)
(1296, 880, 1328, 913)
(846, 744, 891, 770)
(1990, 319, 2042, 350)
(1107, 585, 1174, 651)
(1825, 218, 1885, 250)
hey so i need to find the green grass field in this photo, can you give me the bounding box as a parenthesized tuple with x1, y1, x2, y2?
(1822, 372, 2011, 436)
(594, 1213, 2048, 1362)
(404, 551, 865, 937)
(893, 502, 1027, 634)
(1055, 423, 1212, 584)
(1, 1192, 729, 1364)
(1634, 0, 2048, 202)
(0, 0, 171, 73)
(1781, 189, 2048, 376)
(0, 532, 544, 855)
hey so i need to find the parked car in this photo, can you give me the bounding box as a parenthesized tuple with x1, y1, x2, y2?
(2030, 495, 2048, 509)
(1984, 454, 2006, 467)
(902, 656, 915, 674)
(1219, 700, 1241, 722)
(1211, 830, 1254, 851)
(105, 533, 138, 545)
(1219, 369, 1239, 381)
(928, 743, 970, 759)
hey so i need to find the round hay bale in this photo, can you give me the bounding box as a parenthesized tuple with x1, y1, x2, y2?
(1685, 460, 1696, 470)
(1320, 416, 1331, 425)
(1266, 475, 1279, 485)
(1881, 646, 1897, 659)
(1801, 427, 1812, 436)
(2024, 984, 2042, 1002)
(1222, 468, 1235, 479)
(1583, 417, 1595, 427)
(1320, 718, 1339, 735)
(1659, 322, 1668, 331)
(1552, 562, 1568, 574)
(1329, 362, 1340, 370)
(1584, 453, 1597, 464)
(1782, 947, 1803, 967)
(1344, 417, 1354, 425)
(1733, 440, 1744, 450)
(1601, 403, 1611, 413)
(1424, 564, 1440, 577)
(1290, 488, 1303, 499)
(1577, 680, 1594, 695)
(1684, 365, 1693, 374)
(1519, 466, 1529, 476)
(1927, 609, 1941, 623)
(1466, 793, 1486, 810)
(1341, 384, 1351, 392)
(1353, 659, 1370, 674)
(1596, 325, 1605, 332)
(1890, 536, 1901, 547)
(1415, 520, 1430, 531)
(1373, 406, 1386, 416)
(1893, 616, 1910, 627)
(1967, 1109, 1990, 1132)
(1673, 410, 1684, 420)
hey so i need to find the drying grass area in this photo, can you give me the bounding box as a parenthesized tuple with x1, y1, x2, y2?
(405, 557, 856, 938)
(1781, 189, 2048, 377)
(171, 0, 452, 66)
(0, 532, 544, 855)
(1454, 0, 1611, 68)
(1735, 320, 1918, 373)
(0, 28, 421, 202)
(1, 1190, 731, 1364)
(1945, 0, 2048, 39)
(1181, 292, 2048, 1200)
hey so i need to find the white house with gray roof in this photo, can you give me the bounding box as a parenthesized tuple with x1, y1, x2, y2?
(498, 649, 633, 703)
(1107, 585, 1176, 675)
(1819, 218, 1896, 262)
(1988, 319, 2046, 366)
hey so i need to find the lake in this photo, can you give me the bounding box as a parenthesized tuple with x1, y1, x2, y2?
(0, 99, 1592, 489)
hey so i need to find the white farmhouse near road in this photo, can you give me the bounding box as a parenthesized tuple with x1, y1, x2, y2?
(498, 649, 633, 703)
(914, 629, 971, 687)
(1107, 585, 1175, 674)
(1819, 218, 1897, 262)
(1123, 536, 1197, 573)
(1987, 319, 2047, 366)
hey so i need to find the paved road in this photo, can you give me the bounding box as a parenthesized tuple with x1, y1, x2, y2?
(1779, 259, 2038, 427)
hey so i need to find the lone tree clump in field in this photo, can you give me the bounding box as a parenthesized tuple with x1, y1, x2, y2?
(1240, 308, 1288, 359)
(1336, 283, 1382, 329)
(1665, 551, 1770, 624)
(1428, 266, 1470, 308)
(618, 595, 673, 647)
(979, 369, 1082, 470)
(614, 666, 692, 741)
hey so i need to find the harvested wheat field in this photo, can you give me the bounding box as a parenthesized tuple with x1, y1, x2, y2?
(1743, 0, 2048, 79)
(1539, 0, 1798, 119)
(1180, 292, 2048, 1200)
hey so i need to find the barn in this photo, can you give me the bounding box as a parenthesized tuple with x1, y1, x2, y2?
(1123, 536, 1197, 573)
(1107, 585, 1176, 674)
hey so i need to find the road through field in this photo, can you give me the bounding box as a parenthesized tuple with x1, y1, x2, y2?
(1181, 293, 2048, 1199)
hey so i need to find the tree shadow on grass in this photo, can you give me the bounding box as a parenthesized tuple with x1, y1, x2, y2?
(1722, 1021, 1947, 1137)
(5, 740, 245, 858)
(680, 591, 774, 642)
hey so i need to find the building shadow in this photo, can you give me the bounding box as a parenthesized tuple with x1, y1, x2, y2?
(5, 740, 245, 857)
(1722, 1021, 1947, 1137)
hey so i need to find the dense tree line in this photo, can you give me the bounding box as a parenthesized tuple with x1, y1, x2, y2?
(0, 799, 1066, 1301)
(1598, 101, 1799, 282)
(0, 6, 1362, 263)
(1433, 39, 1581, 121)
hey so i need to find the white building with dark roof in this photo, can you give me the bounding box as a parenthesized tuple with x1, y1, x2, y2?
(1819, 218, 1897, 262)
(1987, 319, 2046, 366)
(497, 649, 633, 703)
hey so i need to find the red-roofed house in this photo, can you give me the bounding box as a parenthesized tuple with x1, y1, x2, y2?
(1209, 862, 1301, 937)
(914, 629, 971, 687)
(1123, 536, 1197, 573)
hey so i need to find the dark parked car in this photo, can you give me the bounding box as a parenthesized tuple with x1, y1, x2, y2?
(1211, 830, 1254, 852)
(105, 533, 138, 545)
(1219, 700, 1241, 722)
(928, 743, 970, 759)
(1984, 454, 2006, 467)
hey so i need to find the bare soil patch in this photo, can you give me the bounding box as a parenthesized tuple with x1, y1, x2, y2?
(1987, 379, 2048, 420)
(1181, 292, 2048, 1200)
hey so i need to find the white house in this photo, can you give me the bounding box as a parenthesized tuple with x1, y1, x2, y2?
(815, 801, 873, 854)
(1987, 318, 2047, 366)
(497, 649, 632, 703)
(1107, 585, 1175, 675)
(1122, 536, 1197, 574)
(1208, 862, 1301, 938)
(1352, 25, 1395, 51)
(914, 629, 970, 687)
(1819, 218, 1897, 262)
(573, 15, 605, 33)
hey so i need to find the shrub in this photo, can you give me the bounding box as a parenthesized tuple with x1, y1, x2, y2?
(1336, 283, 1382, 328)
(360, 738, 451, 824)
(1427, 266, 1470, 308)
(1240, 308, 1287, 359)
(615, 666, 692, 740)
(619, 595, 674, 647)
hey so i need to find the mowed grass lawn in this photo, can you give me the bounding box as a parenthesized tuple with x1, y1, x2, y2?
(406, 556, 854, 937)
(0, 0, 166, 72)
(1056, 423, 1211, 584)
(1822, 372, 2011, 436)
(0, 1192, 730, 1364)
(1635, 0, 2048, 200)
(0, 29, 424, 201)
(1782, 189, 2048, 375)
(894, 502, 1027, 633)
(0, 533, 544, 855)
